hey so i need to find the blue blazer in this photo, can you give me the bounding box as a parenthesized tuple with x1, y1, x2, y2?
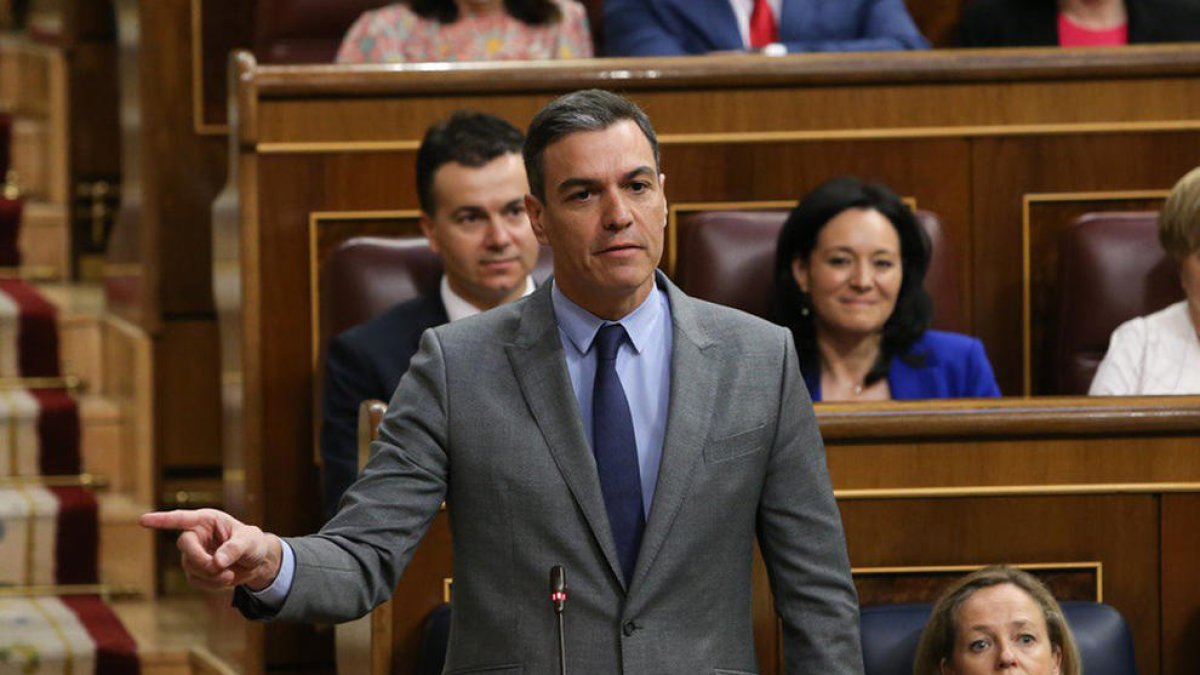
(603, 0, 929, 56)
(803, 330, 1002, 401)
(320, 292, 448, 519)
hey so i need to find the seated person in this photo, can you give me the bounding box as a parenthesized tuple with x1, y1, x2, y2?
(914, 566, 1081, 675)
(773, 176, 1001, 401)
(335, 0, 592, 63)
(960, 0, 1200, 48)
(603, 0, 929, 57)
(321, 111, 540, 518)
(1090, 166, 1200, 395)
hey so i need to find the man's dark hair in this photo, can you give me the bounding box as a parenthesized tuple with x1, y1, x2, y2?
(416, 111, 525, 214)
(773, 176, 934, 386)
(523, 89, 660, 201)
(411, 0, 561, 25)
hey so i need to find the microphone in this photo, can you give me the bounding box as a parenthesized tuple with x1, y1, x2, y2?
(549, 565, 567, 675)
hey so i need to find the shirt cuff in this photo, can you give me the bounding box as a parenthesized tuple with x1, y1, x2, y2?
(248, 538, 295, 608)
(762, 43, 788, 57)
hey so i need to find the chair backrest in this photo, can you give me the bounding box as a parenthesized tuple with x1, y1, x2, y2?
(673, 209, 963, 332)
(860, 601, 1137, 675)
(1053, 212, 1183, 394)
(318, 235, 554, 352)
(255, 0, 392, 63)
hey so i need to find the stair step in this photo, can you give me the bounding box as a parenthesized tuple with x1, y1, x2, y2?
(110, 597, 242, 675)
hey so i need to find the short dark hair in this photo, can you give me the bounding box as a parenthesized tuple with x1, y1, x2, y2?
(416, 111, 525, 214)
(773, 176, 933, 386)
(411, 0, 561, 26)
(523, 89, 660, 201)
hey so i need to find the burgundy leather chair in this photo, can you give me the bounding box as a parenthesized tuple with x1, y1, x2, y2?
(673, 209, 964, 332)
(1053, 212, 1183, 395)
(318, 235, 554, 352)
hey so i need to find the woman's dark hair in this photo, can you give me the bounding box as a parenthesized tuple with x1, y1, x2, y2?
(411, 0, 562, 26)
(773, 176, 933, 386)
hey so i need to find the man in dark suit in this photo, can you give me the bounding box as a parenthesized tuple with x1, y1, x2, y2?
(143, 90, 862, 673)
(603, 0, 929, 56)
(320, 111, 540, 518)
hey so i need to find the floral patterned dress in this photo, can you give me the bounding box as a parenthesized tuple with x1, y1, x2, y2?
(335, 0, 593, 63)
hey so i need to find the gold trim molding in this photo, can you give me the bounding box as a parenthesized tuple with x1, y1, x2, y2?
(1019, 189, 1171, 394)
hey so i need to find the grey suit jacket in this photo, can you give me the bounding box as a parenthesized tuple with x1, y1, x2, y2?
(276, 274, 863, 674)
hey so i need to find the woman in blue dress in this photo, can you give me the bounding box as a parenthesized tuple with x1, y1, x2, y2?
(774, 176, 1002, 401)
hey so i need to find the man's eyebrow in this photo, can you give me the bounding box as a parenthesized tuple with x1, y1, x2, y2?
(622, 166, 656, 182)
(450, 205, 486, 217)
(554, 176, 601, 194)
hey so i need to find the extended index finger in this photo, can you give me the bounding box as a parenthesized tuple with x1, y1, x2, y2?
(140, 509, 210, 531)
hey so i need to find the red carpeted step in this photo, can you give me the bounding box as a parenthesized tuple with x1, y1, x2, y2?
(0, 595, 140, 675)
(0, 196, 19, 267)
(60, 596, 141, 675)
(0, 280, 61, 377)
(0, 485, 97, 585)
(34, 388, 81, 476)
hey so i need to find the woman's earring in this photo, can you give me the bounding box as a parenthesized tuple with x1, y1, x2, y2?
(800, 305, 810, 317)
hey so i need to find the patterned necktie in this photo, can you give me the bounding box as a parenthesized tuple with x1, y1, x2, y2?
(749, 0, 779, 48)
(592, 323, 645, 584)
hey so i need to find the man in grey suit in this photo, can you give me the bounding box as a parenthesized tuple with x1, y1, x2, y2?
(142, 89, 863, 673)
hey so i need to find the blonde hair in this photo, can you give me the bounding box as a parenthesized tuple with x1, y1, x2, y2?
(912, 566, 1081, 675)
(1160, 166, 1200, 260)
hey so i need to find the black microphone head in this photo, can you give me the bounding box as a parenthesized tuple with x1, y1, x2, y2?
(550, 565, 566, 593)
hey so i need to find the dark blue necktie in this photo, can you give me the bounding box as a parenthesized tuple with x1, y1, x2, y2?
(592, 323, 645, 584)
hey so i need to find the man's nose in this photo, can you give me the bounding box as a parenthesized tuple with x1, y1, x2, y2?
(602, 190, 633, 230)
(483, 217, 513, 248)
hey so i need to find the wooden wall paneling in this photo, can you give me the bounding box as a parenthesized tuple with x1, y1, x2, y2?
(837, 494, 1161, 675)
(969, 131, 1200, 395)
(64, 6, 121, 279)
(852, 564, 1102, 605)
(1161, 494, 1200, 675)
(1023, 194, 1167, 395)
(194, 0, 255, 133)
(155, 319, 222, 468)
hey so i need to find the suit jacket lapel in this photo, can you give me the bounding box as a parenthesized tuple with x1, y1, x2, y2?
(506, 284, 627, 586)
(630, 276, 719, 591)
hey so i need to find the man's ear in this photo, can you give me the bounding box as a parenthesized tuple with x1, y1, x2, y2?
(660, 173, 668, 229)
(525, 194, 551, 245)
(418, 212, 441, 255)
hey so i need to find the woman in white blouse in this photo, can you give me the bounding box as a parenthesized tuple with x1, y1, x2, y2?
(1090, 166, 1200, 395)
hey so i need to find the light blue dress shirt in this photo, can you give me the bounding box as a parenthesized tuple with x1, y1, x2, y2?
(551, 280, 673, 517)
(253, 279, 675, 605)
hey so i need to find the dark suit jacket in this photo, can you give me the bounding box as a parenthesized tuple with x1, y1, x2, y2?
(959, 0, 1200, 47)
(320, 292, 448, 519)
(603, 0, 929, 56)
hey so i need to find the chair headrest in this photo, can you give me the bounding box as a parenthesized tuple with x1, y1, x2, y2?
(860, 601, 1137, 675)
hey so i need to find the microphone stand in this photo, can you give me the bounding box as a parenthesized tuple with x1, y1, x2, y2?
(550, 565, 567, 675)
